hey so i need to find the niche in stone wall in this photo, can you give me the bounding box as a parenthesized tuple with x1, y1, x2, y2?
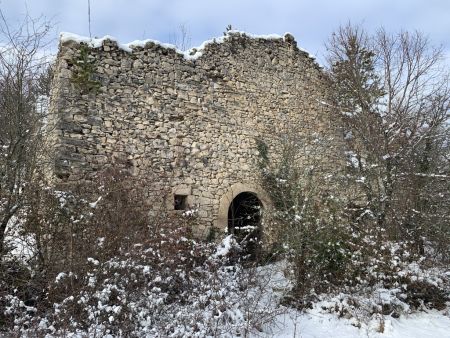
(174, 194, 188, 210)
(168, 185, 192, 211)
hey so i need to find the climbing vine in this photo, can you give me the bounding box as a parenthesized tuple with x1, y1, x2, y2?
(255, 137, 269, 170)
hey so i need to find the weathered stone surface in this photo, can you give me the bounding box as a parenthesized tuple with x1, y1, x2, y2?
(49, 31, 346, 237)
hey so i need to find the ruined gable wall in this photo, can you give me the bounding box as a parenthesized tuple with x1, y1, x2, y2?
(50, 32, 346, 236)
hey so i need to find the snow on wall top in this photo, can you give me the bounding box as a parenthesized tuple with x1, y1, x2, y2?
(60, 31, 316, 61)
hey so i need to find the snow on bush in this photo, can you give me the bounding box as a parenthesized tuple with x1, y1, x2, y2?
(0, 169, 286, 337)
(281, 236, 449, 332)
(1, 168, 448, 337)
(3, 216, 38, 265)
(2, 227, 284, 337)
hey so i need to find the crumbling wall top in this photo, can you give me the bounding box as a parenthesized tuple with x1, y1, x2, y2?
(59, 30, 319, 65)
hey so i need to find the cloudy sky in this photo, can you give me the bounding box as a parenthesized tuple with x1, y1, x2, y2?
(1, 0, 449, 63)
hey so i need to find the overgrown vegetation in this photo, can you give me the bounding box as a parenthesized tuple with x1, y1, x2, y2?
(257, 23, 450, 324)
(258, 131, 449, 327)
(327, 24, 450, 258)
(2, 169, 284, 336)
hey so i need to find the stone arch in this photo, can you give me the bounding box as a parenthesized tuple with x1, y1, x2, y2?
(215, 183, 271, 235)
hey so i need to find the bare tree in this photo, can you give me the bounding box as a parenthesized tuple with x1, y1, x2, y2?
(0, 10, 52, 256)
(168, 23, 192, 50)
(327, 23, 450, 256)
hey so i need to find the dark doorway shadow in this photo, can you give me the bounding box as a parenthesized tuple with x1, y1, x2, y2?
(227, 192, 262, 260)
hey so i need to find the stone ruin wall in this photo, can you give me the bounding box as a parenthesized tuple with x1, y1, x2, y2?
(49, 31, 346, 237)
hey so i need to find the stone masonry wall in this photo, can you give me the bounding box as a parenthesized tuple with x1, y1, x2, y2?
(49, 31, 346, 237)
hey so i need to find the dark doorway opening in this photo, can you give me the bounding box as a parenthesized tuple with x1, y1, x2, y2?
(227, 192, 262, 259)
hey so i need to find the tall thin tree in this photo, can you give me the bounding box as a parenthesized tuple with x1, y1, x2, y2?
(0, 10, 52, 256)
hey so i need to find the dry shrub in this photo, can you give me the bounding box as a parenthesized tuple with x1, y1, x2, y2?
(259, 158, 449, 316)
(1, 168, 283, 336)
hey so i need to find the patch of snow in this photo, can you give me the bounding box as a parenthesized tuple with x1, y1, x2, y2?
(89, 196, 102, 208)
(4, 216, 38, 264)
(317, 99, 332, 106)
(236, 225, 257, 231)
(356, 176, 366, 183)
(60, 30, 317, 62)
(87, 257, 100, 266)
(97, 237, 105, 248)
(414, 173, 449, 178)
(262, 309, 450, 338)
(342, 111, 356, 117)
(55, 272, 67, 283)
(344, 130, 353, 140)
(345, 150, 360, 168)
(182, 207, 198, 217)
(213, 234, 235, 257)
(60, 32, 128, 50)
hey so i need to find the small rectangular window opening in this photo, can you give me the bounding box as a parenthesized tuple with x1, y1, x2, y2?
(174, 194, 188, 210)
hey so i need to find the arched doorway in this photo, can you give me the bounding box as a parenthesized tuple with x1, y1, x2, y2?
(227, 192, 263, 258)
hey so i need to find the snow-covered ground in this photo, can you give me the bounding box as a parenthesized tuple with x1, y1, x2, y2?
(253, 260, 450, 338)
(262, 308, 450, 338)
(0, 226, 450, 338)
